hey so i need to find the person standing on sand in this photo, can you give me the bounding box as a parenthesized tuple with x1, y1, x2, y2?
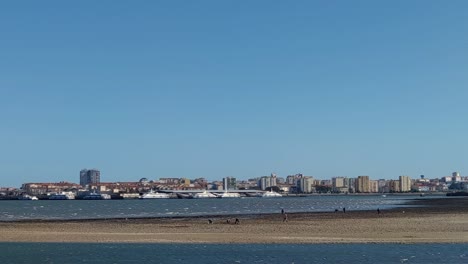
(377, 208, 381, 214)
(343, 207, 346, 213)
(281, 208, 284, 214)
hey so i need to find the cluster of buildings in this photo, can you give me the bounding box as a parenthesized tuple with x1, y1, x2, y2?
(1, 169, 468, 199)
(258, 172, 468, 194)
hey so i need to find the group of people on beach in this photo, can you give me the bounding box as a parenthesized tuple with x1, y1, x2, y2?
(208, 207, 382, 225)
(334, 207, 346, 213)
(208, 218, 240, 224)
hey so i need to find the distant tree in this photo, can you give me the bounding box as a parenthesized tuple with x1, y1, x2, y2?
(449, 182, 462, 190)
(315, 185, 332, 193)
(267, 186, 280, 192)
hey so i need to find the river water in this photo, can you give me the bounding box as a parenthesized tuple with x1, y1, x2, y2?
(1, 242, 467, 264)
(0, 195, 427, 221)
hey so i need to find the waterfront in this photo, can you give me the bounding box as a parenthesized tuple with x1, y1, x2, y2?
(0, 195, 421, 221)
(1, 242, 467, 264)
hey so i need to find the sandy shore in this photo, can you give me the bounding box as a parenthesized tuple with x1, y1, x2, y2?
(1, 197, 468, 244)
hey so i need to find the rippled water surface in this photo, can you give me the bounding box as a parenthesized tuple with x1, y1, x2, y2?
(0, 195, 429, 221)
(1, 242, 467, 264)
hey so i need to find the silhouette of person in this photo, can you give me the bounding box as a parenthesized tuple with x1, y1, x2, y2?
(281, 208, 284, 214)
(235, 218, 240, 224)
(343, 207, 346, 213)
(377, 208, 381, 214)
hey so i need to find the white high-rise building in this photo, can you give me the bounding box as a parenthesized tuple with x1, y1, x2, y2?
(399, 175, 411, 192)
(299, 177, 314, 193)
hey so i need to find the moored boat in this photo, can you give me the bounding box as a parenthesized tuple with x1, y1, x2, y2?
(216, 191, 240, 198)
(82, 192, 111, 200)
(49, 192, 75, 200)
(262, 191, 282, 198)
(139, 190, 170, 199)
(192, 190, 216, 199)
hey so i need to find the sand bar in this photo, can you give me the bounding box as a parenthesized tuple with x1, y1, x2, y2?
(1, 198, 468, 244)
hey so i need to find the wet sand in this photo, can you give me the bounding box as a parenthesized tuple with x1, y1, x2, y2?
(1, 197, 468, 244)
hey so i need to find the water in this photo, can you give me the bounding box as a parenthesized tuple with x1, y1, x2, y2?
(0, 195, 422, 221)
(1, 242, 466, 263)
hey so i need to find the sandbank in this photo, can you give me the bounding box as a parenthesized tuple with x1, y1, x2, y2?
(1, 197, 467, 244)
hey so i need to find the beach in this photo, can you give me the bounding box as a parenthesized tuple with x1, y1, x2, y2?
(1, 198, 467, 244)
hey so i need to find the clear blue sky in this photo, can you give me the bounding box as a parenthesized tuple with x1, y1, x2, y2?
(1, 1, 467, 187)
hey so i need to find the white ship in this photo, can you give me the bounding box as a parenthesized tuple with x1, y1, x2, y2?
(262, 191, 282, 198)
(82, 191, 111, 200)
(192, 190, 217, 199)
(216, 191, 240, 198)
(49, 192, 76, 200)
(139, 190, 170, 199)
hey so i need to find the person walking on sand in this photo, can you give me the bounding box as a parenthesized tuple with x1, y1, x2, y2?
(283, 213, 288, 223)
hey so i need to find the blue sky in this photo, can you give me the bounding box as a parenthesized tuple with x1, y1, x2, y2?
(1, 1, 467, 187)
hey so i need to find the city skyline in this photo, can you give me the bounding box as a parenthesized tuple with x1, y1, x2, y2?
(1, 167, 466, 188)
(1, 1, 468, 187)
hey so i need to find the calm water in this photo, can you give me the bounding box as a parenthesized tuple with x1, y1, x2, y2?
(1, 243, 467, 264)
(0, 195, 423, 221)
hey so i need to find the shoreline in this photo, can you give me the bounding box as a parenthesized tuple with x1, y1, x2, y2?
(1, 197, 467, 244)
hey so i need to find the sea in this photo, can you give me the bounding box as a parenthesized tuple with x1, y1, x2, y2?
(3, 195, 466, 263)
(0, 195, 428, 221)
(1, 242, 467, 264)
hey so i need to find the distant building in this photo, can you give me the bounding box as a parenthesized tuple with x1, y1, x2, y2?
(377, 179, 387, 193)
(356, 176, 370, 193)
(286, 174, 303, 185)
(348, 178, 357, 193)
(298, 177, 315, 193)
(22, 182, 81, 196)
(223, 177, 237, 190)
(452, 172, 462, 182)
(399, 175, 411, 192)
(332, 177, 346, 188)
(442, 176, 452, 183)
(389, 180, 400, 192)
(259, 174, 277, 190)
(159, 178, 180, 184)
(79, 169, 101, 187)
(369, 180, 379, 193)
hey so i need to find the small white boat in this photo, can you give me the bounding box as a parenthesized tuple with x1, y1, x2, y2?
(192, 190, 216, 199)
(381, 194, 387, 198)
(262, 191, 282, 198)
(18, 194, 39, 200)
(139, 190, 170, 199)
(216, 191, 240, 198)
